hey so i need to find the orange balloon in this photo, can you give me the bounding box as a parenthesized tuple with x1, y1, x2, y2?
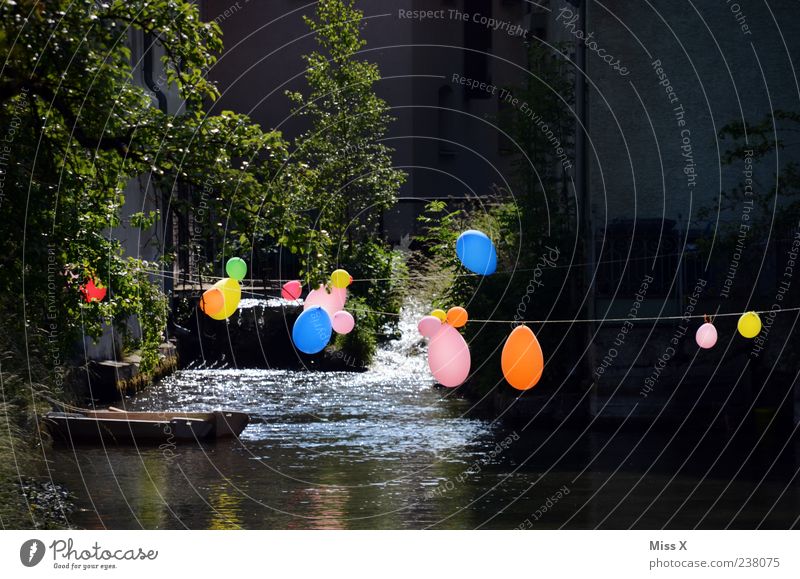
(200, 288, 224, 316)
(446, 306, 468, 328)
(501, 325, 544, 390)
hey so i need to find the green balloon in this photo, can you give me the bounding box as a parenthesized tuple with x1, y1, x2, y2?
(225, 257, 247, 281)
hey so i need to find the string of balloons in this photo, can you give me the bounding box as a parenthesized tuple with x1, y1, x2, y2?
(132, 249, 695, 286)
(80, 228, 788, 391)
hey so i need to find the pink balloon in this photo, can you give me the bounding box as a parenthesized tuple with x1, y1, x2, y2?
(695, 322, 717, 349)
(417, 315, 442, 338)
(304, 284, 347, 317)
(332, 310, 355, 334)
(281, 280, 302, 301)
(427, 324, 471, 388)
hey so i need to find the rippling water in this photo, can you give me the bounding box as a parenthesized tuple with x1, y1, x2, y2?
(48, 305, 800, 529)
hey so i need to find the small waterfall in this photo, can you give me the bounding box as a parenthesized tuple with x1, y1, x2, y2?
(369, 299, 432, 384)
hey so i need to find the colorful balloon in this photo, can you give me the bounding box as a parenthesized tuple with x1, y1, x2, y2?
(225, 257, 247, 281)
(81, 279, 107, 303)
(427, 324, 471, 388)
(456, 230, 497, 275)
(446, 306, 468, 328)
(430, 309, 447, 322)
(281, 280, 302, 301)
(418, 315, 442, 338)
(292, 306, 332, 354)
(304, 284, 347, 317)
(205, 277, 241, 320)
(331, 269, 351, 289)
(199, 287, 224, 317)
(737, 311, 762, 338)
(332, 310, 355, 334)
(501, 325, 544, 391)
(695, 322, 717, 349)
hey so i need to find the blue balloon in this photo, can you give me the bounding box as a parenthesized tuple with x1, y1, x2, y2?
(456, 230, 497, 275)
(292, 306, 333, 354)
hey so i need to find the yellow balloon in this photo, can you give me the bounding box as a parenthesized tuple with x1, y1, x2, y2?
(331, 269, 351, 288)
(737, 311, 762, 338)
(208, 278, 241, 320)
(430, 309, 446, 322)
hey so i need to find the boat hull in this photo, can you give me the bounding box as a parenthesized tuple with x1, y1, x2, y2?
(44, 409, 249, 445)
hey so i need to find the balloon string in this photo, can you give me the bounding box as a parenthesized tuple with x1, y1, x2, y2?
(347, 306, 800, 325)
(133, 250, 692, 286)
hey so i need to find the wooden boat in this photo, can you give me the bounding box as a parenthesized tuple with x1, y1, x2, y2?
(44, 407, 249, 444)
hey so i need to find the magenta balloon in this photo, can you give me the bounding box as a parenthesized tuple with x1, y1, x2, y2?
(695, 322, 717, 349)
(417, 315, 442, 338)
(427, 324, 471, 387)
(332, 310, 355, 334)
(281, 280, 302, 301)
(304, 284, 347, 317)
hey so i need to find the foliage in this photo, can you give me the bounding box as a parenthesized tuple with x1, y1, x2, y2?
(714, 110, 800, 234)
(287, 0, 407, 358)
(0, 307, 72, 529)
(705, 110, 800, 370)
(499, 41, 575, 207)
(333, 296, 376, 367)
(345, 240, 408, 320)
(288, 0, 406, 282)
(0, 0, 317, 373)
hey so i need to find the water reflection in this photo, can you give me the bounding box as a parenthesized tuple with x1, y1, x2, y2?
(47, 306, 799, 529)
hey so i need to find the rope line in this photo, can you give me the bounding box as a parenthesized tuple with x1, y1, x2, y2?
(130, 250, 694, 286)
(346, 306, 800, 325)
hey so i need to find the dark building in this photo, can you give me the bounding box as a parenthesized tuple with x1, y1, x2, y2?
(190, 0, 800, 425)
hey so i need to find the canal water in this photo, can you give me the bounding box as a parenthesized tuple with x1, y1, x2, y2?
(48, 306, 799, 529)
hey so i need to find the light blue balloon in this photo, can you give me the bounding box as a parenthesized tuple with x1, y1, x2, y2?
(456, 230, 497, 275)
(292, 306, 332, 354)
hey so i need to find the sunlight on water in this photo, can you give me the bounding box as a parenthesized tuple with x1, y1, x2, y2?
(49, 300, 795, 529)
(133, 300, 493, 466)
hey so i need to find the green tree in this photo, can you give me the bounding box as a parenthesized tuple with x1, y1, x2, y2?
(0, 0, 316, 373)
(288, 0, 406, 280)
(287, 0, 407, 358)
